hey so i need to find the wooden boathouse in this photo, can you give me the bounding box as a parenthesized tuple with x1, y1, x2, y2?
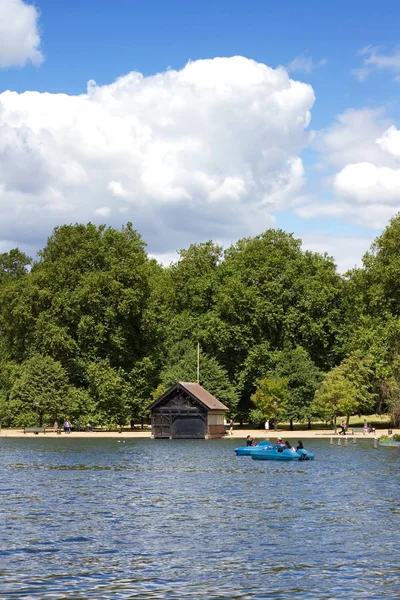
(149, 382, 228, 439)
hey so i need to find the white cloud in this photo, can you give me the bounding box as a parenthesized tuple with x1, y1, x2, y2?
(0, 0, 43, 68)
(376, 125, 400, 158)
(334, 162, 400, 203)
(287, 54, 327, 74)
(94, 207, 111, 217)
(314, 108, 393, 169)
(353, 45, 400, 81)
(301, 232, 375, 273)
(107, 180, 129, 198)
(0, 56, 314, 254)
(297, 108, 400, 229)
(296, 199, 400, 230)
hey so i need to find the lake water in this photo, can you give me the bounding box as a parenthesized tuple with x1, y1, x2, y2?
(0, 437, 399, 599)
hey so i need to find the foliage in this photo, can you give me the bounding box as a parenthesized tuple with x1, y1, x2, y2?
(250, 376, 289, 425)
(270, 347, 323, 423)
(153, 340, 239, 411)
(311, 367, 358, 424)
(2, 218, 400, 427)
(6, 354, 71, 426)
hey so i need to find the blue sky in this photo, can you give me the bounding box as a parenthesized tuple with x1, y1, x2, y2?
(1, 0, 400, 270)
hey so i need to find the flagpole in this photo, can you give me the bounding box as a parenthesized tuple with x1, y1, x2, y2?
(197, 342, 200, 384)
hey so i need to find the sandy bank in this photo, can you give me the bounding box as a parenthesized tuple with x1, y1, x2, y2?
(0, 427, 397, 439)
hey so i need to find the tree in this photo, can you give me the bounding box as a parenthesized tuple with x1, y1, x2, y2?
(271, 347, 323, 429)
(6, 354, 71, 427)
(86, 359, 132, 426)
(311, 367, 358, 430)
(0, 248, 31, 281)
(153, 340, 239, 411)
(250, 376, 289, 427)
(337, 351, 375, 416)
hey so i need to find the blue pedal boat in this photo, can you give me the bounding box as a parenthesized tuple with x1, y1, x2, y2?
(251, 446, 314, 461)
(235, 440, 273, 456)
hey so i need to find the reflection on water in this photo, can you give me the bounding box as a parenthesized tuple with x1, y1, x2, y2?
(0, 437, 399, 599)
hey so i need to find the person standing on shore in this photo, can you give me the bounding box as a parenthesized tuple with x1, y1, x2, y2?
(265, 419, 269, 431)
(229, 419, 233, 434)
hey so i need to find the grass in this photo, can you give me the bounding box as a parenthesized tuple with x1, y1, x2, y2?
(242, 414, 392, 431)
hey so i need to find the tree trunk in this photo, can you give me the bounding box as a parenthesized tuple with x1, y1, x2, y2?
(307, 419, 311, 430)
(290, 419, 293, 431)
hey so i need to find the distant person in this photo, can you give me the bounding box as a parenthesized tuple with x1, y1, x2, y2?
(223, 418, 227, 435)
(296, 440, 304, 451)
(229, 419, 233, 435)
(75, 421, 81, 432)
(339, 420, 347, 435)
(130, 419, 135, 430)
(53, 420, 58, 432)
(86, 422, 92, 432)
(277, 437, 283, 445)
(265, 419, 269, 431)
(363, 419, 368, 435)
(246, 435, 254, 447)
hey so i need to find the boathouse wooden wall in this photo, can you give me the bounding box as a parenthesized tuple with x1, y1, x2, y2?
(149, 382, 228, 440)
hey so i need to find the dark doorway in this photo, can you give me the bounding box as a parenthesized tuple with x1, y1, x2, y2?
(171, 416, 206, 439)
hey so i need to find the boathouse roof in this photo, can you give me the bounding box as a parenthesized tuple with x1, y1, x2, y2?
(149, 382, 229, 412)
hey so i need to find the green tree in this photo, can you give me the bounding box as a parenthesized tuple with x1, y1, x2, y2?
(86, 359, 132, 426)
(154, 340, 239, 411)
(311, 367, 358, 430)
(250, 376, 289, 427)
(0, 248, 31, 281)
(6, 354, 71, 427)
(271, 347, 323, 429)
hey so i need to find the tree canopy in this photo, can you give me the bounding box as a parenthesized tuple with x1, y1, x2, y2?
(1, 216, 400, 427)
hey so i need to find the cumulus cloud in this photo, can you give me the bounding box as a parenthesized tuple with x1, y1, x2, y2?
(353, 46, 400, 81)
(334, 162, 400, 203)
(296, 108, 400, 229)
(377, 125, 400, 158)
(0, 56, 314, 254)
(329, 122, 400, 210)
(0, 0, 43, 68)
(314, 108, 393, 169)
(287, 54, 327, 74)
(301, 232, 375, 273)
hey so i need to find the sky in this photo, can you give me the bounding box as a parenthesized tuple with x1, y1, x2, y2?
(1, 0, 400, 271)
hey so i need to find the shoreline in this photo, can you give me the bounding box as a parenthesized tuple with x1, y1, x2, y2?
(0, 427, 397, 439)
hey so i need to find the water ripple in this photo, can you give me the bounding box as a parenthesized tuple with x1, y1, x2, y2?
(0, 437, 399, 598)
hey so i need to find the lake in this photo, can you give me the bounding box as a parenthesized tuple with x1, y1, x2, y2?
(0, 437, 399, 599)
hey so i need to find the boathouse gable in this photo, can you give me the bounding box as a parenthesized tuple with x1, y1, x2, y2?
(149, 382, 228, 439)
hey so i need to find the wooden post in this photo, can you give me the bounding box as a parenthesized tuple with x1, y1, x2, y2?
(197, 342, 200, 384)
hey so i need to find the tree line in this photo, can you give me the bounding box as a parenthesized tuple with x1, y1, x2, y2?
(1, 216, 400, 429)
